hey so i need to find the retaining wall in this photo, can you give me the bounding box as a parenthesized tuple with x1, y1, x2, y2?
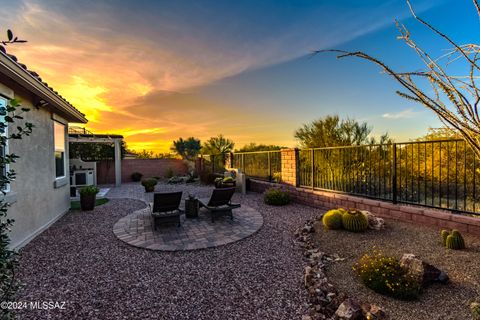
(250, 179, 480, 236)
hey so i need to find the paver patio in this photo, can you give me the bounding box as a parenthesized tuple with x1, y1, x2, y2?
(15, 182, 322, 319)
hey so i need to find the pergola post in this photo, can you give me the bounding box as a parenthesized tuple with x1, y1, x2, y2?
(114, 138, 122, 187)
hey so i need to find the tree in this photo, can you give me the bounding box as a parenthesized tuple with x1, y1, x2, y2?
(236, 143, 286, 152)
(202, 134, 235, 155)
(171, 137, 201, 161)
(294, 115, 391, 148)
(135, 149, 155, 159)
(0, 30, 32, 320)
(317, 0, 480, 158)
(69, 141, 127, 161)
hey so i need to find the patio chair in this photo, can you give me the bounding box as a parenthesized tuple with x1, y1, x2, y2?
(150, 192, 183, 230)
(198, 187, 241, 222)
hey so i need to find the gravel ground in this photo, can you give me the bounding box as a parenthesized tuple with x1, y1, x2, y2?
(16, 188, 320, 320)
(315, 219, 480, 320)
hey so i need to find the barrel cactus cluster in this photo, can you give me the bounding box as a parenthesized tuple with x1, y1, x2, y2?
(322, 208, 369, 232)
(440, 229, 466, 250)
(322, 208, 345, 230)
(342, 210, 369, 232)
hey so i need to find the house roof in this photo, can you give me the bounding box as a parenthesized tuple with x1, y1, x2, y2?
(0, 46, 87, 123)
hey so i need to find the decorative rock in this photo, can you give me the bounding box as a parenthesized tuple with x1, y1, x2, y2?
(399, 253, 449, 287)
(362, 210, 385, 230)
(304, 266, 314, 288)
(361, 303, 388, 320)
(335, 298, 363, 320)
(470, 302, 480, 319)
(301, 315, 312, 320)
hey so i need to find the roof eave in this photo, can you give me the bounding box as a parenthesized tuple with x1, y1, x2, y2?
(0, 52, 87, 123)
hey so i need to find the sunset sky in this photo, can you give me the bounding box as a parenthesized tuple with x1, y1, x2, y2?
(1, 0, 475, 152)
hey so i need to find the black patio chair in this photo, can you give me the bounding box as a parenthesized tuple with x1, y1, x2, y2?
(150, 192, 183, 230)
(198, 187, 241, 222)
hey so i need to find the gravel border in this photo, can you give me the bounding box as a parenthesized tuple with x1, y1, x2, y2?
(314, 218, 480, 320)
(15, 189, 321, 320)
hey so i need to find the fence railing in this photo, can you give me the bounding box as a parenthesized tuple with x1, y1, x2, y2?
(201, 154, 226, 174)
(298, 139, 480, 215)
(231, 150, 281, 181)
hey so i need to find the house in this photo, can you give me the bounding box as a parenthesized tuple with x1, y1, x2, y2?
(0, 48, 87, 248)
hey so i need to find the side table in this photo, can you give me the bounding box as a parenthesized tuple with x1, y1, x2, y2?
(185, 198, 199, 218)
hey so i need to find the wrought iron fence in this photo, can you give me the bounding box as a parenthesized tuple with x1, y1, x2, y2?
(202, 154, 226, 174)
(299, 139, 480, 215)
(231, 150, 281, 181)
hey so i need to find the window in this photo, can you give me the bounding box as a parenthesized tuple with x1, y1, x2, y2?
(0, 97, 8, 191)
(54, 121, 65, 178)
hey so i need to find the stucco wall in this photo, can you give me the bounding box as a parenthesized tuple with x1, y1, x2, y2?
(1, 83, 70, 249)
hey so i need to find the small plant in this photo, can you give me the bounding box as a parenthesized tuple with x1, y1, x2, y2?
(165, 167, 174, 179)
(263, 188, 290, 206)
(272, 171, 282, 183)
(471, 302, 480, 319)
(79, 186, 100, 195)
(131, 172, 143, 182)
(141, 177, 158, 192)
(223, 176, 234, 183)
(79, 186, 100, 211)
(445, 229, 466, 250)
(322, 209, 345, 230)
(353, 249, 421, 300)
(342, 209, 368, 232)
(440, 229, 449, 246)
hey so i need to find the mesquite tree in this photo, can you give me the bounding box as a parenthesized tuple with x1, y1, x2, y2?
(0, 30, 32, 320)
(317, 0, 480, 158)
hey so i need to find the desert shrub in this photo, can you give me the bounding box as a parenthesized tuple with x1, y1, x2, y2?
(272, 172, 282, 183)
(322, 209, 345, 230)
(353, 249, 421, 300)
(141, 177, 158, 192)
(264, 188, 290, 206)
(165, 167, 175, 179)
(131, 172, 143, 182)
(199, 170, 222, 185)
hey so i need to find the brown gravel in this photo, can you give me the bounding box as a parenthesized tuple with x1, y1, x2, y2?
(315, 218, 480, 320)
(15, 191, 322, 320)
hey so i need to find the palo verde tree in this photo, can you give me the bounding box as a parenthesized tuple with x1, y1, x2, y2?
(0, 29, 32, 320)
(294, 115, 391, 148)
(317, 0, 480, 158)
(171, 137, 201, 161)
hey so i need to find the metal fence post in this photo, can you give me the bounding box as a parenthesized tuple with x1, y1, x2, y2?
(267, 152, 271, 181)
(392, 143, 397, 204)
(311, 149, 315, 189)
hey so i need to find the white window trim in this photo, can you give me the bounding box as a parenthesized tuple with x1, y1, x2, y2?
(0, 96, 9, 193)
(53, 120, 66, 181)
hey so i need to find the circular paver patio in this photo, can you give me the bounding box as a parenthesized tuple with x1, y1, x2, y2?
(113, 204, 263, 251)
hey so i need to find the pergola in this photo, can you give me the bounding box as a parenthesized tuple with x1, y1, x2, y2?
(68, 127, 123, 187)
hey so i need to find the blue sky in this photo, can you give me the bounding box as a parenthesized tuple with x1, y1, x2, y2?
(2, 0, 475, 151)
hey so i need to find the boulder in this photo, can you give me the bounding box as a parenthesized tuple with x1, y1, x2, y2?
(399, 253, 449, 287)
(362, 210, 385, 230)
(335, 298, 363, 320)
(304, 266, 314, 288)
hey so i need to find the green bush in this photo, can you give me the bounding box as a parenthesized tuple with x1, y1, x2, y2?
(223, 176, 234, 183)
(353, 249, 421, 300)
(322, 209, 345, 230)
(141, 178, 158, 192)
(165, 167, 174, 179)
(342, 209, 368, 232)
(79, 186, 100, 195)
(263, 188, 290, 206)
(131, 172, 143, 182)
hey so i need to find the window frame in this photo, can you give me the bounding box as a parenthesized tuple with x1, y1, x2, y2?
(53, 120, 66, 180)
(0, 96, 9, 192)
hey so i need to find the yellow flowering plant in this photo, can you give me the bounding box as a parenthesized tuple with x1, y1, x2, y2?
(353, 248, 421, 300)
